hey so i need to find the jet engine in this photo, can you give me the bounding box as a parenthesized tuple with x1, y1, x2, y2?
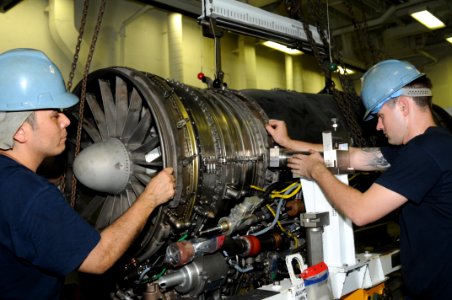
(65, 67, 450, 299)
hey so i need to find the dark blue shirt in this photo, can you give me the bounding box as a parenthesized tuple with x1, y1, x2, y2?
(377, 127, 452, 299)
(0, 155, 100, 299)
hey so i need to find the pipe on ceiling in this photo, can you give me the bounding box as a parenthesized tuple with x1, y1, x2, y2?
(168, 13, 184, 81)
(48, 0, 84, 62)
(119, 5, 154, 65)
(332, 0, 431, 36)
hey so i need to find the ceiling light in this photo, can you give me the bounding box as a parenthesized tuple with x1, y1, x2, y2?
(410, 10, 445, 30)
(262, 41, 303, 55)
(446, 35, 452, 44)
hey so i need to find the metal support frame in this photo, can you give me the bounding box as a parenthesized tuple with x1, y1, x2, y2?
(301, 212, 329, 266)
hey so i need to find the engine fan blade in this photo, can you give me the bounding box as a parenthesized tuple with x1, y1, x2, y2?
(95, 195, 115, 230)
(130, 178, 145, 196)
(99, 79, 117, 138)
(130, 137, 162, 167)
(82, 118, 102, 143)
(115, 76, 129, 137)
(127, 109, 152, 146)
(122, 88, 143, 141)
(86, 93, 109, 141)
(80, 195, 105, 223)
(134, 172, 152, 186)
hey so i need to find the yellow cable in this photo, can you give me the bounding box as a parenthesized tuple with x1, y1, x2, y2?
(274, 181, 298, 194)
(252, 182, 302, 199)
(270, 183, 301, 199)
(251, 182, 301, 248)
(265, 204, 299, 248)
(250, 185, 264, 192)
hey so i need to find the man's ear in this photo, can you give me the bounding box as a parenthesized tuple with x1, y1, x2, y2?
(398, 96, 410, 116)
(13, 125, 28, 144)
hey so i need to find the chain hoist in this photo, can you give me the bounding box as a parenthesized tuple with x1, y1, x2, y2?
(291, 0, 368, 146)
(289, 0, 332, 91)
(64, 0, 107, 207)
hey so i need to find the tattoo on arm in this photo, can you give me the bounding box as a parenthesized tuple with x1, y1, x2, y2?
(362, 148, 390, 170)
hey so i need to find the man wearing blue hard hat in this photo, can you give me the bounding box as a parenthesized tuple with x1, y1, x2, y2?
(0, 48, 176, 299)
(267, 59, 452, 299)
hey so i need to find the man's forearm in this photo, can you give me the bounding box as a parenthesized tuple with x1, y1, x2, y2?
(284, 139, 323, 152)
(350, 147, 390, 171)
(310, 163, 368, 225)
(79, 196, 158, 274)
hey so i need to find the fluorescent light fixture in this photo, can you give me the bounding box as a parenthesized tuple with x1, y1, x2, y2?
(446, 35, 452, 44)
(262, 41, 303, 55)
(410, 10, 445, 30)
(337, 66, 355, 75)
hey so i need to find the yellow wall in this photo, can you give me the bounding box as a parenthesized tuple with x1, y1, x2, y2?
(425, 56, 452, 109)
(0, 0, 451, 111)
(0, 0, 328, 92)
(0, 0, 71, 73)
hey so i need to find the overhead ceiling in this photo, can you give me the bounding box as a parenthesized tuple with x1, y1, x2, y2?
(141, 0, 452, 71)
(3, 1, 450, 70)
(319, 0, 452, 69)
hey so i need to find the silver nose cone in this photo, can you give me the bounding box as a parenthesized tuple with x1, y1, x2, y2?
(73, 138, 131, 194)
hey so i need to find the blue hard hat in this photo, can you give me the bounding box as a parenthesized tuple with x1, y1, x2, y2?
(0, 48, 79, 111)
(361, 59, 424, 120)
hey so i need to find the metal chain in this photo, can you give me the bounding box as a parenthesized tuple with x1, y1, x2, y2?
(66, 0, 90, 92)
(324, 2, 368, 147)
(358, 2, 384, 65)
(294, 0, 368, 146)
(296, 1, 329, 79)
(69, 0, 107, 207)
(61, 0, 90, 198)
